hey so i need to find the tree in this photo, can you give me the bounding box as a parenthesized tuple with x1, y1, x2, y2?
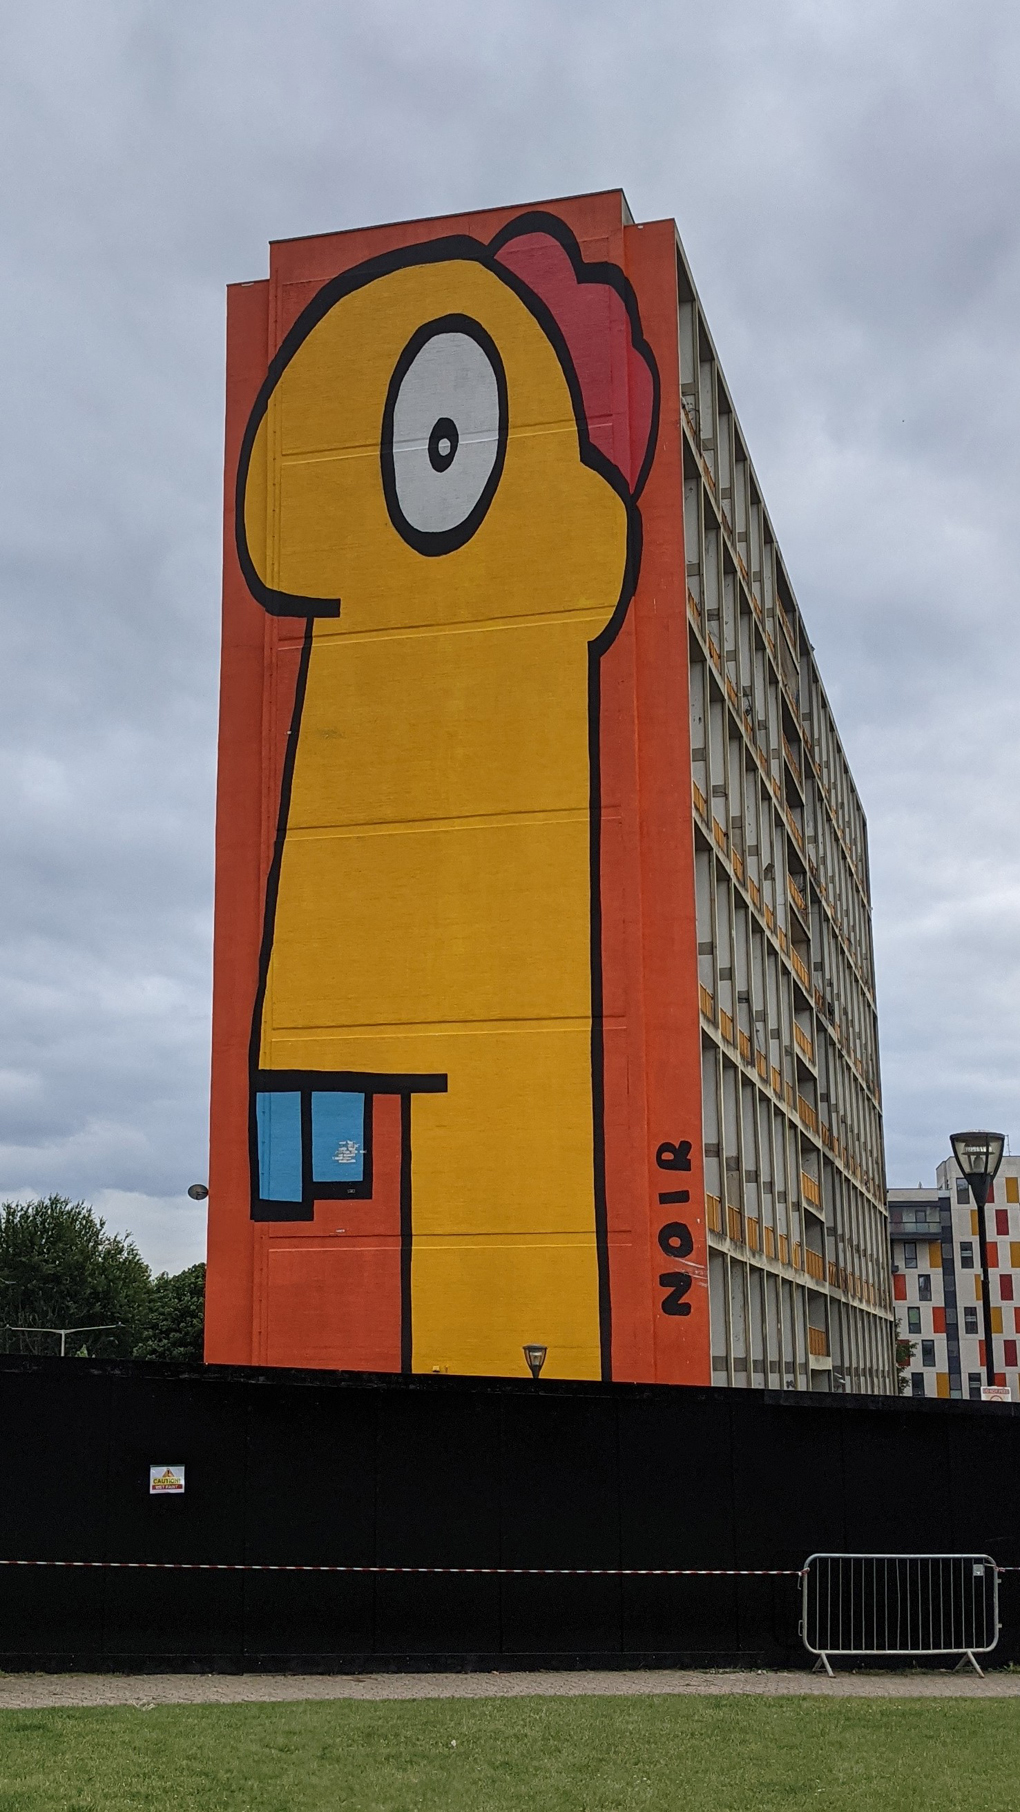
(0, 1195, 152, 1357)
(894, 1315, 916, 1396)
(133, 1264, 206, 1363)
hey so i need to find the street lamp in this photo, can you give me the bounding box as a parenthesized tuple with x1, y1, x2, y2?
(522, 1344, 547, 1381)
(950, 1130, 1005, 1389)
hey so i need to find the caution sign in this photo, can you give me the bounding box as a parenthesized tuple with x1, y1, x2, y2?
(149, 1465, 186, 1494)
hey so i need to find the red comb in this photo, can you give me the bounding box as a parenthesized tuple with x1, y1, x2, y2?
(493, 225, 656, 497)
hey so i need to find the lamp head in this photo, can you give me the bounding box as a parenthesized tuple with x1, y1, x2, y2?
(950, 1131, 1005, 1209)
(522, 1344, 547, 1381)
(187, 1183, 209, 1201)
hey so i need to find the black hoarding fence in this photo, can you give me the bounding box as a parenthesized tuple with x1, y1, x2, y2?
(2, 1355, 1020, 1672)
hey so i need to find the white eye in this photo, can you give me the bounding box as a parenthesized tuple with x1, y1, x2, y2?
(381, 315, 507, 555)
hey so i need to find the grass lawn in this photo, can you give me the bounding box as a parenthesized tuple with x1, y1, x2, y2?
(0, 1693, 1014, 1812)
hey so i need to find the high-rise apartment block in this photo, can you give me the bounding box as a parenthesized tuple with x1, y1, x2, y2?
(682, 269, 893, 1395)
(205, 189, 894, 1393)
(890, 1155, 1020, 1400)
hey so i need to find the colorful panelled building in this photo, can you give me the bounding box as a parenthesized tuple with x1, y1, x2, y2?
(205, 188, 896, 1392)
(890, 1154, 1020, 1401)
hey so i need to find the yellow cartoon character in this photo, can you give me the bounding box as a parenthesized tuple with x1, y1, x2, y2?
(237, 214, 657, 1379)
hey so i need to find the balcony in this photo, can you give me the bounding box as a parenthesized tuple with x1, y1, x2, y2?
(788, 874, 807, 916)
(720, 1008, 735, 1044)
(706, 1194, 722, 1234)
(791, 949, 811, 989)
(732, 850, 744, 883)
(699, 985, 715, 1021)
(801, 1171, 821, 1208)
(782, 735, 802, 786)
(708, 635, 722, 671)
(763, 1224, 775, 1259)
(755, 1050, 768, 1081)
(793, 1022, 814, 1063)
(808, 1326, 829, 1358)
(738, 1028, 751, 1062)
(693, 780, 707, 818)
(727, 1205, 744, 1244)
(713, 819, 727, 854)
(745, 1217, 760, 1253)
(798, 1095, 819, 1134)
(805, 1248, 825, 1282)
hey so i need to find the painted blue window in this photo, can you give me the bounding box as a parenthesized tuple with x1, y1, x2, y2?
(256, 1091, 302, 1201)
(311, 1092, 365, 1184)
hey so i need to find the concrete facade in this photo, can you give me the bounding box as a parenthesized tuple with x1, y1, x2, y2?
(682, 250, 895, 1394)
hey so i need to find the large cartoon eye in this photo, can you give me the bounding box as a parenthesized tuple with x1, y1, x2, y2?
(381, 314, 508, 556)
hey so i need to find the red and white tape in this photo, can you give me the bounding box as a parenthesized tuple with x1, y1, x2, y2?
(0, 1558, 802, 1578)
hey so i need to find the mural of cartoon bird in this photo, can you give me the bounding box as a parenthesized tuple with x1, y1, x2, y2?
(237, 215, 657, 1379)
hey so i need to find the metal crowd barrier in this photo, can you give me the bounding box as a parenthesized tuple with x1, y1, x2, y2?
(802, 1553, 1000, 1676)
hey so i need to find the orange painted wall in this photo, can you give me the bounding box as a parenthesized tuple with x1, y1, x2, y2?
(205, 192, 708, 1385)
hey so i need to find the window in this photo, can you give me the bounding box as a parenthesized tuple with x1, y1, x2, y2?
(1001, 1275, 1014, 1302)
(960, 1242, 974, 1269)
(911, 1373, 926, 1398)
(964, 1307, 978, 1335)
(968, 1372, 983, 1401)
(921, 1340, 936, 1367)
(989, 1182, 996, 1204)
(1007, 1176, 1019, 1205)
(902, 1241, 917, 1268)
(957, 1179, 969, 1203)
(907, 1307, 921, 1334)
(917, 1274, 932, 1301)
(1005, 1339, 1019, 1368)
(997, 1208, 1010, 1236)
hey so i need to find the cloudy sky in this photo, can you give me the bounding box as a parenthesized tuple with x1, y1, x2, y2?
(0, 1, 1018, 1270)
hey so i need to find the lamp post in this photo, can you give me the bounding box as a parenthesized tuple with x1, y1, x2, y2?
(950, 1130, 1005, 1389)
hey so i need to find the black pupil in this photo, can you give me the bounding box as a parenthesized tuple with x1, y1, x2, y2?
(428, 417, 459, 473)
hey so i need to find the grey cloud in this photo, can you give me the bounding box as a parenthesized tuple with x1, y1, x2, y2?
(0, 0, 1017, 1266)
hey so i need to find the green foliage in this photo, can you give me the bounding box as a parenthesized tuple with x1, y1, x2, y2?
(133, 1264, 206, 1363)
(0, 1196, 204, 1362)
(894, 1316, 917, 1396)
(0, 1697, 1019, 1811)
(0, 1196, 152, 1358)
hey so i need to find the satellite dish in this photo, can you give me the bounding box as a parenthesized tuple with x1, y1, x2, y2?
(187, 1184, 209, 1201)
